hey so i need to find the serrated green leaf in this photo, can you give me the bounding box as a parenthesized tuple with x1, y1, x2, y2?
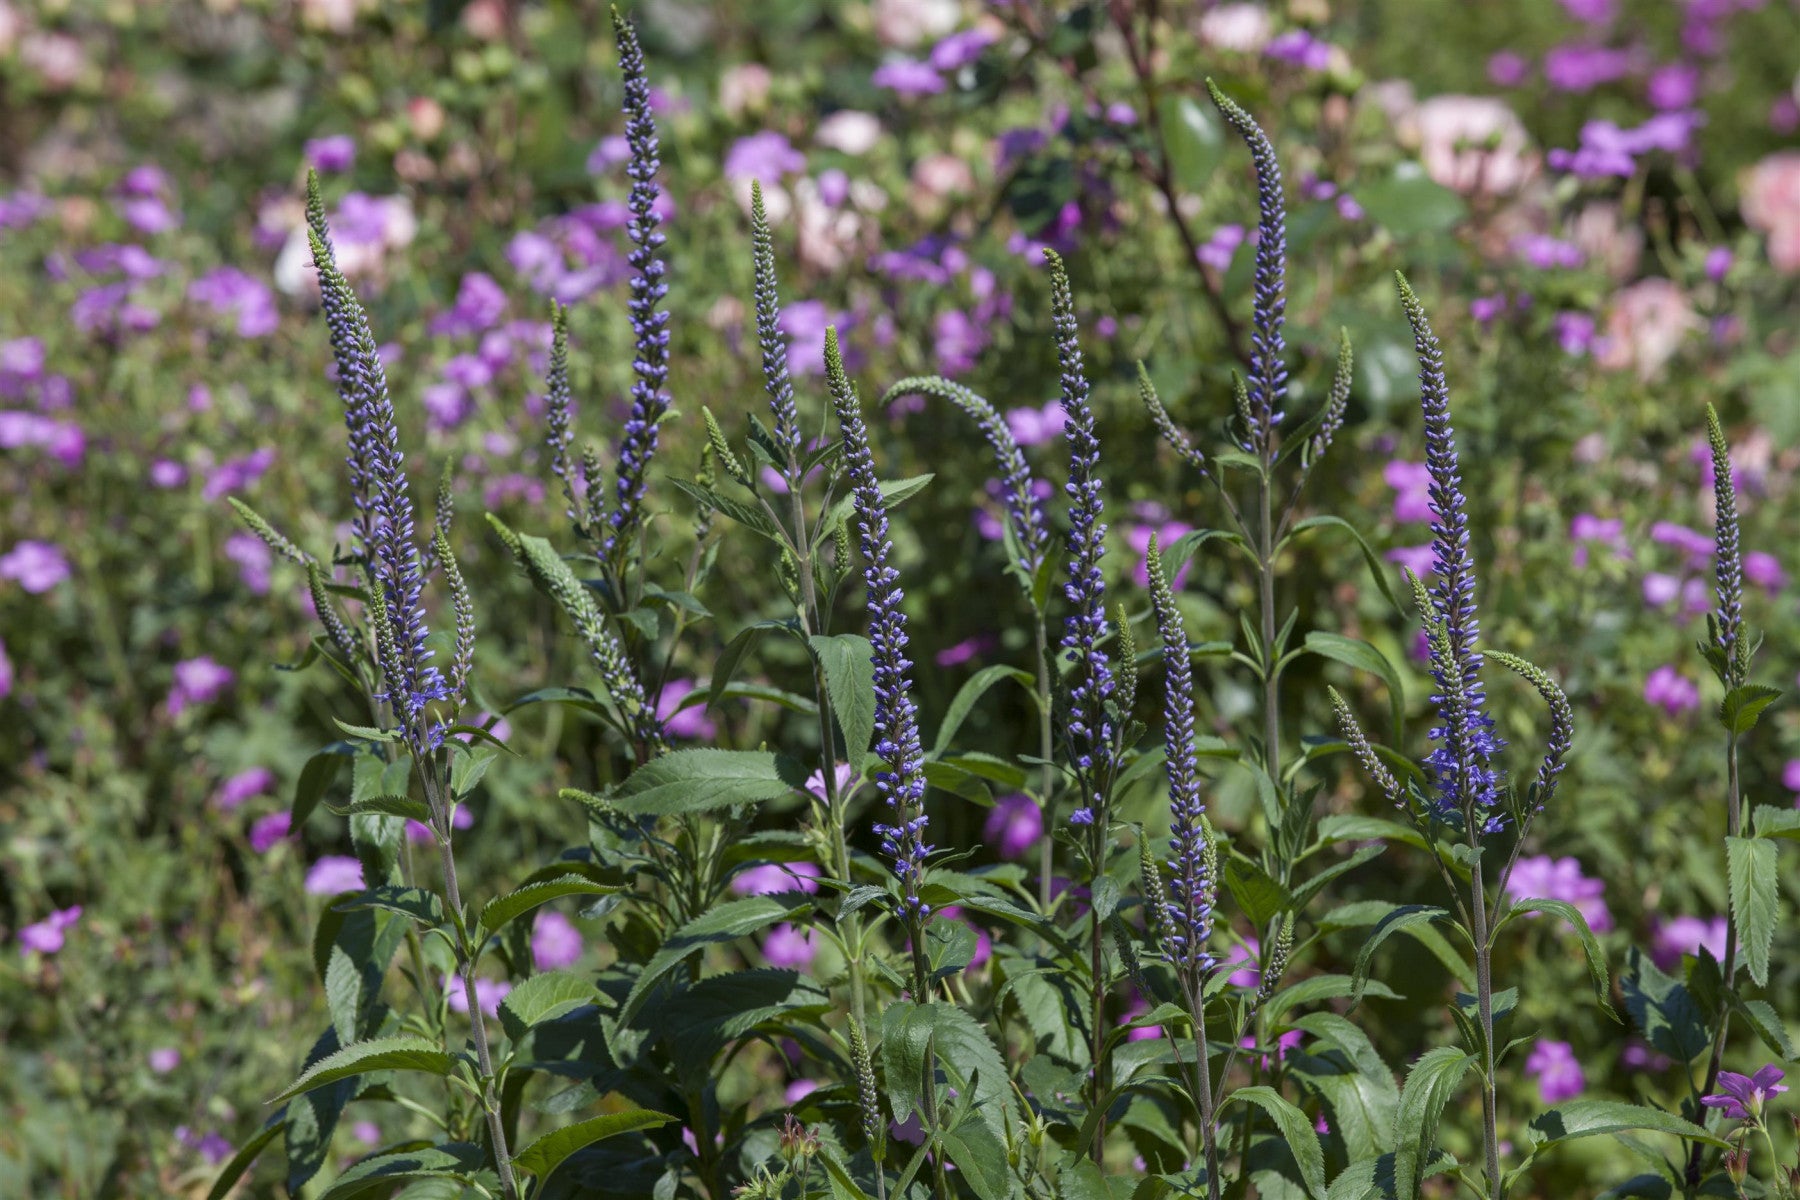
(1351, 906, 1454, 1004)
(511, 1109, 674, 1178)
(820, 474, 934, 537)
(1498, 897, 1616, 1017)
(811, 633, 876, 770)
(938, 1114, 1015, 1200)
(1753, 804, 1800, 841)
(1219, 1086, 1326, 1199)
(1727, 835, 1779, 986)
(1526, 1101, 1725, 1149)
(612, 748, 808, 817)
(1735, 997, 1795, 1062)
(317, 1142, 488, 1200)
(499, 971, 601, 1042)
(270, 1036, 454, 1103)
(1718, 683, 1781, 735)
(618, 895, 811, 1026)
(1393, 1047, 1473, 1200)
(479, 875, 625, 940)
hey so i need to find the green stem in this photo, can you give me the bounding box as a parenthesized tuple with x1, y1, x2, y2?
(1034, 611, 1056, 912)
(1469, 852, 1501, 1200)
(1687, 730, 1743, 1192)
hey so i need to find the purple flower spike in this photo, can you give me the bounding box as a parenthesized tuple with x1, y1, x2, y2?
(826, 329, 931, 925)
(602, 9, 673, 566)
(1044, 250, 1115, 827)
(1208, 80, 1288, 455)
(1397, 275, 1505, 829)
(1702, 1065, 1788, 1121)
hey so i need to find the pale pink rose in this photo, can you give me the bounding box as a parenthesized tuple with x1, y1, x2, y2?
(793, 180, 866, 273)
(719, 64, 772, 119)
(1597, 278, 1697, 381)
(1567, 202, 1643, 282)
(1196, 4, 1273, 54)
(299, 0, 359, 33)
(461, 0, 506, 40)
(872, 0, 959, 48)
(20, 33, 85, 90)
(1406, 96, 1538, 195)
(0, 3, 21, 57)
(816, 111, 883, 156)
(911, 154, 975, 201)
(1741, 153, 1800, 273)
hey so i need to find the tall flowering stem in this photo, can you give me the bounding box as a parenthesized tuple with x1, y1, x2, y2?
(306, 179, 445, 752)
(602, 8, 672, 573)
(1208, 80, 1287, 459)
(301, 176, 514, 1200)
(1147, 537, 1223, 1197)
(1043, 248, 1121, 1165)
(1045, 250, 1115, 828)
(1398, 275, 1504, 1200)
(1398, 274, 1505, 832)
(1689, 408, 1760, 1191)
(825, 330, 931, 948)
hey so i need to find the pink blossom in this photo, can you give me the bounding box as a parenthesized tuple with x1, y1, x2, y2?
(532, 911, 584, 971)
(167, 656, 234, 718)
(303, 855, 365, 896)
(1004, 401, 1066, 447)
(1408, 96, 1537, 195)
(1742, 153, 1800, 273)
(1641, 572, 1682, 608)
(805, 763, 860, 805)
(148, 1047, 181, 1074)
(1744, 551, 1784, 593)
(212, 767, 275, 812)
(1652, 914, 1728, 971)
(785, 1079, 819, 1104)
(405, 805, 473, 845)
(1384, 459, 1433, 523)
(1223, 937, 1261, 989)
(1596, 279, 1697, 381)
(983, 793, 1043, 861)
(1643, 665, 1699, 715)
(732, 861, 823, 896)
(445, 974, 511, 1017)
(657, 679, 717, 741)
(761, 923, 815, 970)
(18, 905, 82, 955)
(249, 811, 292, 854)
(1504, 855, 1613, 932)
(1525, 1039, 1586, 1104)
(1386, 543, 1436, 579)
(1, 540, 70, 593)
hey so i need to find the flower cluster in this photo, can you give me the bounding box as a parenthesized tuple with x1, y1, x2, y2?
(1045, 250, 1114, 826)
(826, 328, 930, 923)
(1398, 275, 1505, 829)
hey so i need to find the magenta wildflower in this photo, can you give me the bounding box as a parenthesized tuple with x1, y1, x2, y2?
(167, 656, 234, 717)
(303, 855, 365, 896)
(212, 766, 275, 812)
(656, 679, 716, 741)
(731, 861, 823, 896)
(982, 793, 1043, 861)
(1702, 1065, 1788, 1121)
(147, 1047, 181, 1074)
(248, 811, 292, 854)
(1525, 1039, 1586, 1104)
(18, 906, 82, 955)
(304, 134, 356, 173)
(1651, 914, 1728, 970)
(445, 974, 511, 1017)
(1504, 855, 1613, 932)
(531, 910, 584, 970)
(0, 540, 70, 593)
(1643, 665, 1700, 714)
(872, 58, 944, 95)
(761, 923, 815, 970)
(723, 131, 807, 184)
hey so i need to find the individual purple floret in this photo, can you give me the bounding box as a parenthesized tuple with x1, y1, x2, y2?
(1397, 274, 1505, 828)
(1146, 536, 1216, 978)
(1209, 80, 1288, 455)
(602, 9, 673, 564)
(306, 173, 446, 741)
(1044, 249, 1114, 826)
(825, 328, 931, 923)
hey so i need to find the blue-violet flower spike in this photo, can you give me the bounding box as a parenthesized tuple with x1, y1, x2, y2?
(1208, 81, 1288, 456)
(826, 328, 931, 923)
(603, 8, 672, 563)
(1397, 273, 1504, 829)
(1045, 249, 1115, 826)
